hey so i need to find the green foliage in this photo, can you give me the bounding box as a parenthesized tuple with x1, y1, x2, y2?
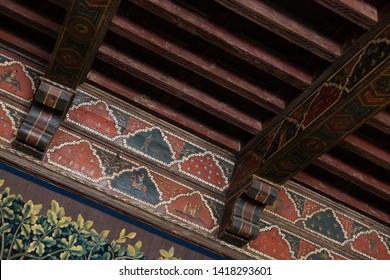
(0, 179, 147, 260)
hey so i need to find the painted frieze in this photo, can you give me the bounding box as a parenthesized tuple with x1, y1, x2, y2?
(65, 90, 234, 192)
(45, 128, 224, 234)
(0, 54, 42, 104)
(262, 184, 390, 259)
(0, 99, 26, 144)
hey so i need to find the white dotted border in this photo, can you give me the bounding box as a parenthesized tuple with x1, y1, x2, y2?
(350, 230, 390, 259)
(0, 100, 25, 143)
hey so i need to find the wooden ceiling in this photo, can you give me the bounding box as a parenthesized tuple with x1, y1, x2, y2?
(1, 0, 389, 226)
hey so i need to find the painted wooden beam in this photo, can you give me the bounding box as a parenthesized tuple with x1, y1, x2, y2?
(294, 171, 390, 224)
(341, 134, 390, 170)
(315, 0, 378, 29)
(110, 16, 285, 113)
(220, 17, 390, 244)
(215, 0, 341, 62)
(98, 43, 263, 135)
(86, 70, 241, 153)
(131, 0, 312, 90)
(0, 0, 61, 38)
(316, 153, 390, 201)
(46, 0, 120, 89)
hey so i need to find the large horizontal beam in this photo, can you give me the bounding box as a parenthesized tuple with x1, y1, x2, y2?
(86, 70, 241, 153)
(46, 0, 119, 88)
(314, 0, 378, 29)
(215, 0, 341, 62)
(98, 43, 263, 135)
(110, 16, 285, 113)
(231, 18, 389, 188)
(130, 0, 312, 89)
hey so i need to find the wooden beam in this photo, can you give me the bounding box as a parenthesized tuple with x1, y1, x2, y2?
(86, 70, 241, 153)
(215, 0, 341, 62)
(294, 171, 390, 224)
(131, 0, 312, 89)
(0, 27, 50, 62)
(368, 111, 390, 134)
(315, 0, 378, 29)
(110, 16, 285, 113)
(46, 0, 119, 88)
(48, 0, 69, 9)
(98, 43, 263, 135)
(229, 18, 390, 197)
(0, 0, 60, 38)
(341, 134, 390, 170)
(316, 153, 390, 201)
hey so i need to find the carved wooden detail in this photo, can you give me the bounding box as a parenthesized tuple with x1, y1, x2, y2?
(14, 78, 74, 159)
(219, 175, 280, 247)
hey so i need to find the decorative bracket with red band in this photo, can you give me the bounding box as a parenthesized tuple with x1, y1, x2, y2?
(14, 77, 75, 159)
(219, 175, 280, 247)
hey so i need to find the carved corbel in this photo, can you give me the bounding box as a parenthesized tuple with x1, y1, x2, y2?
(219, 175, 280, 247)
(14, 77, 74, 159)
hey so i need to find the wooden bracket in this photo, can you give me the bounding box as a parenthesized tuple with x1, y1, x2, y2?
(14, 77, 75, 159)
(219, 175, 280, 247)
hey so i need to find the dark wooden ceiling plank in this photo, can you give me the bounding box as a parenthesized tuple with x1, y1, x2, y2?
(110, 16, 285, 113)
(294, 171, 390, 224)
(314, 0, 378, 29)
(0, 0, 61, 38)
(215, 0, 341, 62)
(341, 134, 390, 170)
(86, 70, 241, 153)
(368, 111, 390, 134)
(98, 44, 263, 135)
(316, 153, 390, 201)
(130, 0, 312, 90)
(0, 27, 50, 62)
(46, 0, 120, 88)
(229, 18, 390, 193)
(48, 0, 69, 9)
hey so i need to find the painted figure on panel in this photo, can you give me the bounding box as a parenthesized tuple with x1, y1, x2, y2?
(0, 69, 21, 92)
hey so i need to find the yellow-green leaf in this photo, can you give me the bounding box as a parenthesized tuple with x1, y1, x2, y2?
(127, 244, 136, 256)
(84, 220, 93, 230)
(116, 238, 126, 244)
(168, 247, 174, 257)
(100, 230, 110, 239)
(119, 229, 126, 238)
(159, 249, 169, 258)
(0, 179, 4, 187)
(135, 241, 142, 250)
(127, 232, 137, 239)
(77, 214, 84, 228)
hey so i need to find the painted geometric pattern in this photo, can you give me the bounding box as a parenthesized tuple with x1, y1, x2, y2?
(0, 54, 42, 104)
(247, 220, 348, 260)
(66, 90, 234, 191)
(235, 27, 390, 179)
(264, 185, 390, 259)
(0, 99, 26, 143)
(45, 128, 224, 234)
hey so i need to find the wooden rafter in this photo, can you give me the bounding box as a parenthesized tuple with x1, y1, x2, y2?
(215, 0, 341, 61)
(0, 0, 61, 38)
(341, 134, 390, 170)
(110, 16, 285, 113)
(368, 111, 390, 134)
(131, 0, 312, 89)
(315, 0, 378, 29)
(86, 70, 241, 152)
(294, 171, 390, 224)
(316, 153, 390, 201)
(98, 43, 263, 135)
